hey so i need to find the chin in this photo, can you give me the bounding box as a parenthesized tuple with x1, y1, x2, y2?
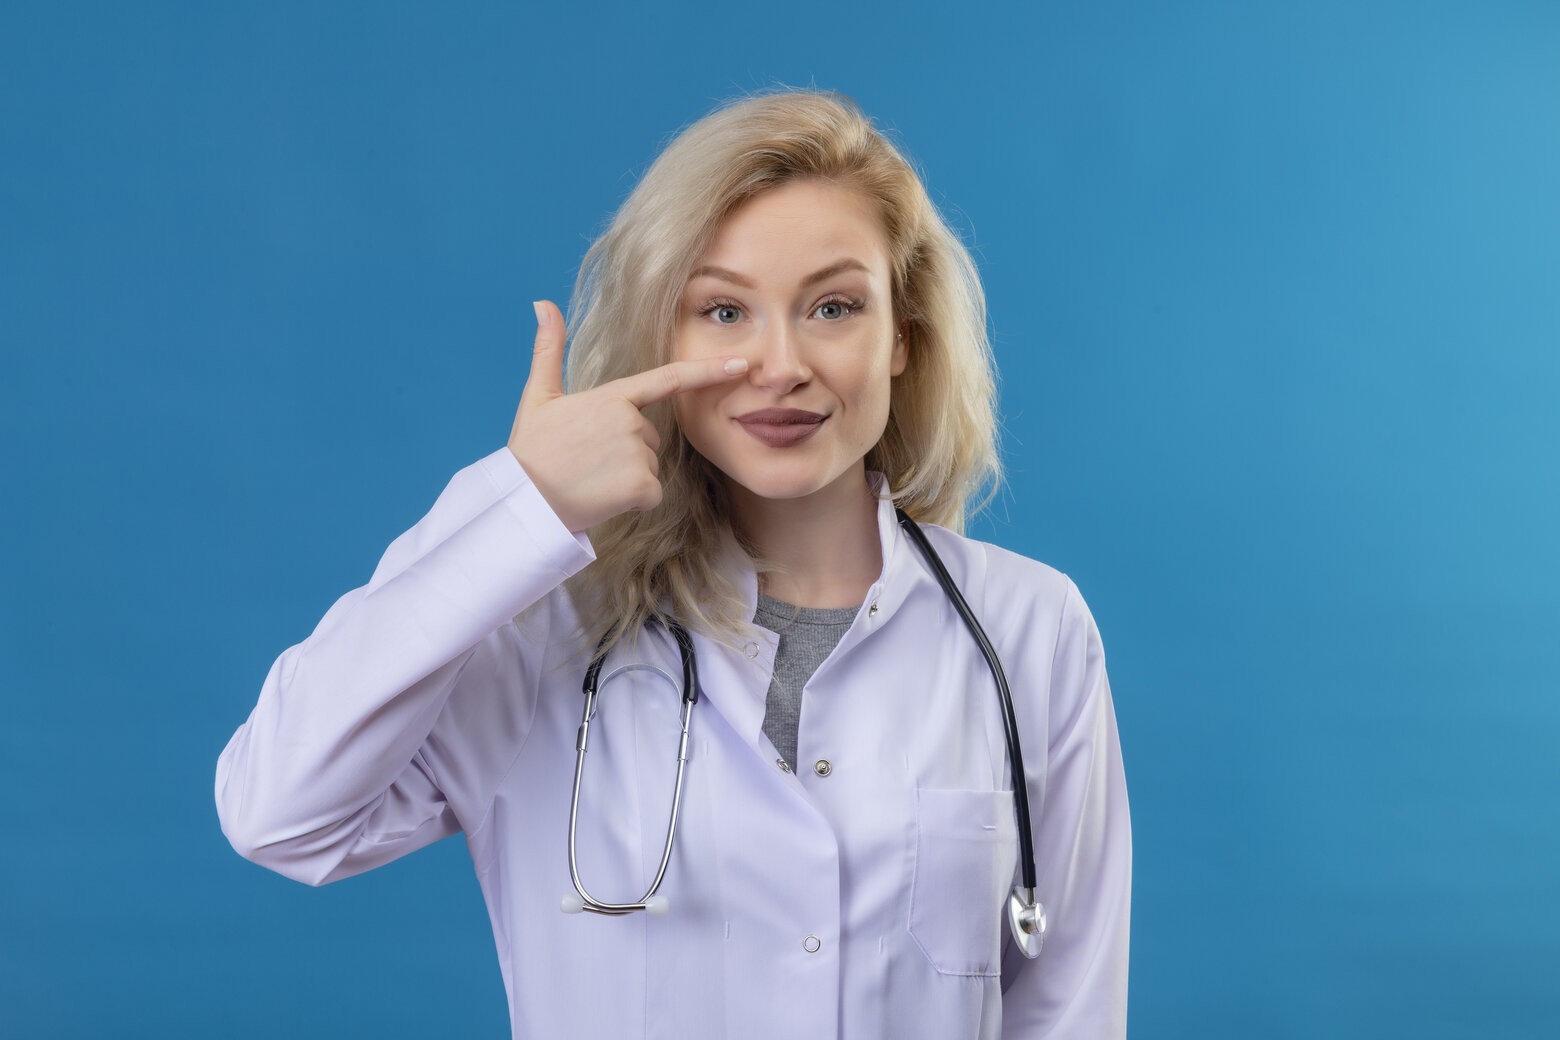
(717, 455, 864, 505)
(731, 475, 826, 502)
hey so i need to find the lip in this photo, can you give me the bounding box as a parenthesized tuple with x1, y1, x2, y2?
(735, 408, 826, 448)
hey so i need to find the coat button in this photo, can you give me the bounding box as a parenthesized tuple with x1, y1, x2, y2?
(868, 601, 879, 617)
(803, 935, 821, 953)
(813, 759, 832, 777)
(744, 642, 759, 659)
(776, 759, 792, 773)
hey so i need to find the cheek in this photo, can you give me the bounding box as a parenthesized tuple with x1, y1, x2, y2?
(673, 387, 723, 443)
(671, 394, 695, 436)
(671, 335, 691, 364)
(671, 326, 702, 364)
(840, 357, 895, 410)
(674, 324, 728, 363)
(851, 365, 897, 440)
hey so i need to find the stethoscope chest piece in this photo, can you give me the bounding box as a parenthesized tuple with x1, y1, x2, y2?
(1008, 886, 1047, 959)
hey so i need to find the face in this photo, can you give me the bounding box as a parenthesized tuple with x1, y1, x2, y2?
(672, 179, 907, 510)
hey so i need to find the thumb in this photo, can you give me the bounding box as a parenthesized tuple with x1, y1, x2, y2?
(522, 299, 567, 404)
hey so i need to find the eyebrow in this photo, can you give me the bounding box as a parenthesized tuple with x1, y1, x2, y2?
(686, 258, 872, 290)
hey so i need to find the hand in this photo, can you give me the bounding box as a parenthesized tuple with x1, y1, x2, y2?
(508, 300, 749, 533)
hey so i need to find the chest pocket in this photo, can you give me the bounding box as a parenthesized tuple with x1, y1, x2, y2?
(907, 787, 1019, 977)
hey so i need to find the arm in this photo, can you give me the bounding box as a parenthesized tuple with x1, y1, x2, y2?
(1002, 577, 1132, 1038)
(216, 300, 751, 887)
(214, 446, 594, 886)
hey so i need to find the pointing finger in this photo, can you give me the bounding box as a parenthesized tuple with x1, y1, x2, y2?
(521, 300, 567, 405)
(613, 355, 750, 409)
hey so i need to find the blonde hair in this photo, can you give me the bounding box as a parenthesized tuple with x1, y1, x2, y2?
(559, 88, 1000, 654)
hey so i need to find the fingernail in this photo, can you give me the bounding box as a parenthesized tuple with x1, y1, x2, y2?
(723, 358, 748, 375)
(532, 301, 550, 328)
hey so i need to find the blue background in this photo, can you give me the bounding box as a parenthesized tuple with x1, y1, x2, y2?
(3, 1, 1556, 1036)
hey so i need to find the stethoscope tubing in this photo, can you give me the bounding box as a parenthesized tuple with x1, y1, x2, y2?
(893, 507, 1038, 894)
(564, 517, 1044, 955)
(567, 625, 698, 916)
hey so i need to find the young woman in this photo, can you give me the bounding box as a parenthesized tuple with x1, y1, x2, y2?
(216, 88, 1131, 1038)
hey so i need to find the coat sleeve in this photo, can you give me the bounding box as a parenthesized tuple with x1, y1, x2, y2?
(214, 446, 595, 886)
(1001, 576, 1132, 1038)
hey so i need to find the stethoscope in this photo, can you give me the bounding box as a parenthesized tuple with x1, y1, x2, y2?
(560, 509, 1047, 960)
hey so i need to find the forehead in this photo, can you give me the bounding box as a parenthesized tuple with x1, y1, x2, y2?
(693, 179, 889, 279)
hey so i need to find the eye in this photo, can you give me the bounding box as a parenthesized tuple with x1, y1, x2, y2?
(813, 295, 864, 321)
(695, 298, 744, 325)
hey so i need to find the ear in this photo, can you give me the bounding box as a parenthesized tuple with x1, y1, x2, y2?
(890, 323, 909, 376)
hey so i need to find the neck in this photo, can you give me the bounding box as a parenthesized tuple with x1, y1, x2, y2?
(728, 467, 883, 609)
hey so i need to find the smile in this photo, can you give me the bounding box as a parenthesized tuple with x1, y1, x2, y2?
(736, 409, 826, 448)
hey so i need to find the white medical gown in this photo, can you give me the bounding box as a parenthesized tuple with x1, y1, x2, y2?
(215, 447, 1131, 1038)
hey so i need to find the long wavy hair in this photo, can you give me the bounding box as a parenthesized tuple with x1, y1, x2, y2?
(553, 88, 1000, 655)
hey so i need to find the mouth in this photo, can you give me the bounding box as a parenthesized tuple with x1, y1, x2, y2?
(736, 409, 827, 448)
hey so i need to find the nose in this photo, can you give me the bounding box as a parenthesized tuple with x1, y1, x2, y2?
(750, 318, 811, 395)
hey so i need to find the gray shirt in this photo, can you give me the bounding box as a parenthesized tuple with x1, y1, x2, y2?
(753, 593, 859, 769)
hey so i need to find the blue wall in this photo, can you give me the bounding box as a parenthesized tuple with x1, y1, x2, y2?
(3, 2, 1556, 1035)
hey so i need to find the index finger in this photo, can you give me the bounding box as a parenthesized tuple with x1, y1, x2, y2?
(609, 355, 750, 409)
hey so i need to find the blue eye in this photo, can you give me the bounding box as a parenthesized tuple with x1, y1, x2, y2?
(697, 299, 743, 324)
(814, 296, 862, 321)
